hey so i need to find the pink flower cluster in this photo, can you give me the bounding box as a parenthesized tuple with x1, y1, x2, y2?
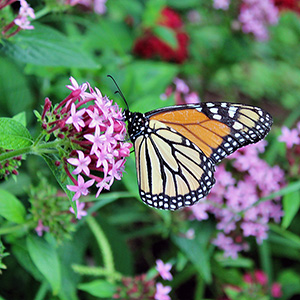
(278, 122, 300, 175)
(213, 0, 279, 41)
(224, 269, 282, 298)
(155, 260, 173, 300)
(213, 0, 231, 10)
(0, 0, 35, 38)
(239, 0, 279, 41)
(66, 0, 107, 14)
(112, 259, 172, 299)
(189, 141, 285, 258)
(41, 77, 132, 204)
(160, 77, 200, 105)
(278, 122, 300, 149)
(14, 0, 35, 30)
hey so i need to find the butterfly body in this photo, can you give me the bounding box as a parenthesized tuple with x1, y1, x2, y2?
(123, 102, 272, 210)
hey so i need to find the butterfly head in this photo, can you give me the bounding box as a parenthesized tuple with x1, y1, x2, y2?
(123, 109, 147, 141)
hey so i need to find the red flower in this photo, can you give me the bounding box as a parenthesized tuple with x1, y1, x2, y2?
(274, 0, 300, 13)
(133, 7, 189, 63)
(158, 7, 183, 29)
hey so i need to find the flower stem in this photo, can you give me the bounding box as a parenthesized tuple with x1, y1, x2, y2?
(0, 139, 64, 162)
(0, 221, 35, 235)
(0, 147, 32, 162)
(86, 216, 115, 282)
(72, 264, 122, 280)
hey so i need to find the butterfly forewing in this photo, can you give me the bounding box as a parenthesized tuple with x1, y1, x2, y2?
(147, 102, 273, 164)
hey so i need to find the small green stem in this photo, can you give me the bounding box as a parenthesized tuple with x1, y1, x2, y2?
(0, 221, 35, 235)
(33, 132, 45, 147)
(0, 139, 64, 162)
(0, 147, 33, 162)
(33, 6, 52, 20)
(72, 264, 122, 280)
(34, 281, 49, 300)
(86, 216, 115, 282)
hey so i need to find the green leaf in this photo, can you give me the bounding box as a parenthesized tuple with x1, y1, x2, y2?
(143, 0, 166, 26)
(0, 118, 32, 150)
(42, 153, 76, 212)
(12, 243, 44, 281)
(78, 280, 116, 298)
(122, 155, 140, 200)
(282, 191, 300, 228)
(86, 19, 134, 54)
(121, 61, 178, 112)
(27, 235, 61, 294)
(171, 221, 213, 283)
(0, 189, 26, 223)
(153, 26, 178, 49)
(0, 57, 33, 118)
(12, 112, 27, 127)
(167, 0, 200, 8)
(278, 269, 300, 300)
(2, 23, 99, 69)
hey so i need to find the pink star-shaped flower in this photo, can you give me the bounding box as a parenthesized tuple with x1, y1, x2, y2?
(66, 77, 89, 99)
(278, 126, 300, 148)
(67, 150, 91, 176)
(95, 176, 113, 197)
(35, 219, 49, 237)
(84, 125, 103, 154)
(155, 283, 171, 300)
(156, 260, 173, 281)
(108, 159, 125, 181)
(86, 108, 104, 129)
(67, 175, 95, 201)
(70, 200, 88, 219)
(66, 103, 86, 132)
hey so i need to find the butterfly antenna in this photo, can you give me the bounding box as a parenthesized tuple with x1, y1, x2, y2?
(107, 75, 129, 111)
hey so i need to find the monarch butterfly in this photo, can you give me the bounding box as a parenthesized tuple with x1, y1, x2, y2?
(108, 76, 273, 211)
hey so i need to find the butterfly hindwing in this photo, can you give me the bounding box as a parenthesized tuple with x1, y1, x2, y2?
(134, 120, 215, 210)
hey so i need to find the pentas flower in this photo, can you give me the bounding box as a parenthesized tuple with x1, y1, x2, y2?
(160, 77, 200, 105)
(113, 274, 156, 299)
(14, 0, 36, 30)
(155, 260, 173, 281)
(35, 219, 50, 237)
(213, 0, 231, 10)
(1, 0, 35, 38)
(133, 7, 189, 64)
(238, 0, 279, 41)
(155, 283, 171, 300)
(41, 77, 132, 202)
(66, 0, 107, 14)
(278, 122, 300, 175)
(69, 200, 88, 219)
(189, 141, 285, 258)
(225, 270, 282, 299)
(278, 125, 300, 148)
(0, 149, 22, 179)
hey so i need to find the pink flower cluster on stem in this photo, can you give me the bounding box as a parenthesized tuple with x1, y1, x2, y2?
(160, 77, 200, 105)
(239, 0, 279, 41)
(189, 141, 285, 258)
(41, 77, 132, 203)
(1, 0, 35, 38)
(66, 0, 107, 15)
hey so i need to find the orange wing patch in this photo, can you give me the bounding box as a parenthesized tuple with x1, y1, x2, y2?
(150, 109, 230, 157)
